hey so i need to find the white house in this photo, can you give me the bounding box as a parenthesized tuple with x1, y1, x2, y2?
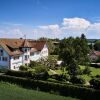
(0, 38, 48, 70)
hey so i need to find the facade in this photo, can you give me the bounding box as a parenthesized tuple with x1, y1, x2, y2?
(0, 38, 48, 70)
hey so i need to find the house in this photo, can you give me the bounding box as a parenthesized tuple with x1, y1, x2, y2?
(0, 38, 48, 70)
(89, 50, 100, 61)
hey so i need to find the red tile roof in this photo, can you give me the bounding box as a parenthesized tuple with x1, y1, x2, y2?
(90, 50, 100, 56)
(94, 51, 100, 56)
(0, 38, 46, 56)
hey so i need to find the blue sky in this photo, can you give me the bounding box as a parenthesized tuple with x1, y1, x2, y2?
(0, 0, 100, 39)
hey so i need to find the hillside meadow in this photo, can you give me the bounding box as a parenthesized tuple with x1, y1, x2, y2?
(0, 82, 79, 100)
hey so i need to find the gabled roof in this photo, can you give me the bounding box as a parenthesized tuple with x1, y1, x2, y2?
(0, 38, 46, 56)
(21, 39, 32, 48)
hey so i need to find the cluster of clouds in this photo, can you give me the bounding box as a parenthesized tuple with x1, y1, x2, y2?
(0, 17, 100, 39)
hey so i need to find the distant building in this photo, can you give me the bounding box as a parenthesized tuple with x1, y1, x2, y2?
(89, 50, 100, 61)
(0, 38, 48, 70)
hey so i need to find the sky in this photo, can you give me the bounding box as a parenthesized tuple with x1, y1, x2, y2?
(0, 0, 100, 39)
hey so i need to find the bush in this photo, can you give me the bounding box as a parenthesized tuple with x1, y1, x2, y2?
(90, 78, 100, 89)
(0, 75, 100, 100)
(61, 74, 70, 81)
(6, 70, 32, 78)
(35, 65, 47, 74)
(29, 61, 39, 68)
(70, 76, 86, 84)
(19, 65, 29, 71)
(95, 75, 100, 78)
(5, 70, 49, 80)
(0, 68, 8, 73)
(83, 66, 91, 75)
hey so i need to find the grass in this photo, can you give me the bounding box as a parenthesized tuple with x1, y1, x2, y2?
(80, 65, 100, 76)
(48, 69, 63, 75)
(55, 69, 63, 74)
(49, 55, 58, 60)
(80, 65, 100, 81)
(0, 82, 79, 100)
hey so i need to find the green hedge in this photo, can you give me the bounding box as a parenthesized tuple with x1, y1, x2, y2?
(6, 70, 32, 78)
(6, 70, 49, 80)
(0, 75, 100, 100)
(90, 78, 100, 89)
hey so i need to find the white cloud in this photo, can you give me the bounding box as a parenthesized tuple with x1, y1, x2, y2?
(33, 17, 100, 39)
(0, 17, 100, 39)
(37, 24, 61, 37)
(62, 17, 90, 29)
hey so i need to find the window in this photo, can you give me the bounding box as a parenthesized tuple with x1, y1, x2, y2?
(30, 52, 34, 56)
(36, 51, 40, 55)
(0, 50, 3, 56)
(14, 56, 19, 60)
(25, 55, 28, 60)
(28, 55, 30, 58)
(25, 49, 27, 52)
(14, 66, 15, 69)
(2, 57, 7, 61)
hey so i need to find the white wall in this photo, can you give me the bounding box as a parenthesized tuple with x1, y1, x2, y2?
(30, 44, 48, 61)
(10, 55, 23, 70)
(40, 44, 48, 59)
(30, 52, 41, 61)
(0, 47, 10, 69)
(22, 48, 30, 65)
(0, 44, 48, 70)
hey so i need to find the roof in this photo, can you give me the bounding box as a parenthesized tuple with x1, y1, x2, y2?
(21, 39, 32, 48)
(0, 38, 46, 56)
(90, 50, 100, 56)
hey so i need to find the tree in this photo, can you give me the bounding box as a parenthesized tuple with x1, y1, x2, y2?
(74, 36, 90, 65)
(59, 35, 90, 75)
(94, 40, 100, 51)
(68, 59, 80, 76)
(47, 40, 55, 55)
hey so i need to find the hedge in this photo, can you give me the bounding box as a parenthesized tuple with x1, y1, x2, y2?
(5, 70, 49, 80)
(0, 75, 100, 100)
(6, 70, 32, 78)
(90, 78, 100, 89)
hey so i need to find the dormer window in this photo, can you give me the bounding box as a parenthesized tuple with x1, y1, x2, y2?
(14, 56, 19, 60)
(0, 50, 3, 56)
(24, 49, 27, 52)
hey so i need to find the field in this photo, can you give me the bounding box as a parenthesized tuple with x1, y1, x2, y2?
(0, 82, 79, 100)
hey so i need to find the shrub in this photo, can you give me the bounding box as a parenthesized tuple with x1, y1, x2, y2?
(83, 66, 91, 75)
(90, 78, 100, 89)
(5, 69, 49, 80)
(95, 75, 100, 78)
(29, 61, 39, 68)
(61, 74, 70, 81)
(19, 65, 29, 71)
(6, 70, 32, 78)
(0, 68, 8, 73)
(35, 65, 47, 74)
(70, 76, 86, 84)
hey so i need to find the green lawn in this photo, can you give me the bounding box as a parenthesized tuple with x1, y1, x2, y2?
(80, 65, 100, 81)
(0, 82, 79, 100)
(80, 65, 100, 76)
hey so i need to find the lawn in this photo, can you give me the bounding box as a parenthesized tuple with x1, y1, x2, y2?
(48, 65, 100, 81)
(80, 65, 100, 76)
(0, 82, 79, 100)
(80, 65, 100, 81)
